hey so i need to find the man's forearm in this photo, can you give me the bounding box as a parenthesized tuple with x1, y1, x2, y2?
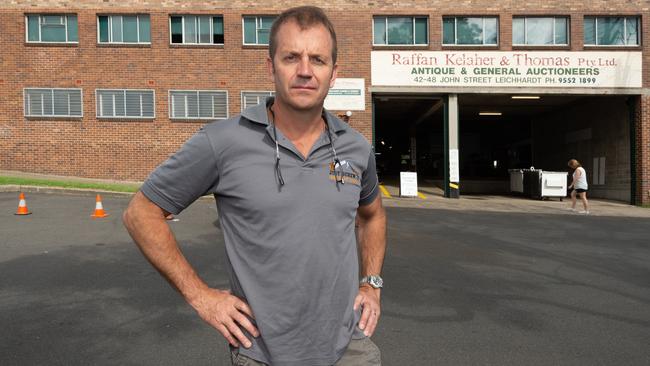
(123, 192, 260, 347)
(123, 192, 209, 304)
(357, 199, 387, 277)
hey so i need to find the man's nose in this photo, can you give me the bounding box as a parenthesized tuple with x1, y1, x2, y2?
(297, 56, 313, 78)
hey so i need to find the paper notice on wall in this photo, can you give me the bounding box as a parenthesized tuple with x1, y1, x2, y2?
(449, 149, 459, 182)
(592, 156, 606, 185)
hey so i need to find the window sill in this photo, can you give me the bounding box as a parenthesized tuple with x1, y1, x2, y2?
(242, 44, 269, 49)
(583, 45, 642, 51)
(25, 116, 83, 121)
(512, 45, 572, 51)
(97, 43, 152, 48)
(96, 117, 155, 122)
(372, 45, 430, 50)
(25, 42, 78, 47)
(170, 118, 224, 122)
(169, 43, 224, 49)
(441, 45, 500, 50)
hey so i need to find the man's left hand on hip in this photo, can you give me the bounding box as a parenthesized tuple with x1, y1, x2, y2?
(354, 286, 381, 337)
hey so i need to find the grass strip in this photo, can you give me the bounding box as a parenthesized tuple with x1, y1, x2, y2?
(0, 176, 140, 193)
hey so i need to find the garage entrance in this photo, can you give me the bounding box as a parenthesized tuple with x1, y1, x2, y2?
(457, 94, 634, 202)
(373, 93, 636, 202)
(373, 95, 446, 196)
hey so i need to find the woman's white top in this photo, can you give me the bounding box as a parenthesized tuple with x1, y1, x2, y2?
(573, 166, 588, 190)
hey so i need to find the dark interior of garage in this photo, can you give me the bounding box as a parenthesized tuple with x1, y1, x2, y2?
(373, 94, 633, 200)
(373, 95, 445, 183)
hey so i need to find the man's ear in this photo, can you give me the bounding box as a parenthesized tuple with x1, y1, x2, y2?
(329, 63, 338, 88)
(267, 56, 275, 83)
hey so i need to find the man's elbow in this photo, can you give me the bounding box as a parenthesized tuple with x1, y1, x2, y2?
(122, 191, 151, 232)
(122, 197, 139, 232)
(373, 205, 387, 224)
(358, 197, 386, 224)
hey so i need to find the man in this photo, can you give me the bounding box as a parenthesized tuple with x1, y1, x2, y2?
(123, 6, 386, 366)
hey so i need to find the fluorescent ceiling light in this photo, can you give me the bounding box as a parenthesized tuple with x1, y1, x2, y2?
(511, 95, 540, 100)
(479, 112, 502, 116)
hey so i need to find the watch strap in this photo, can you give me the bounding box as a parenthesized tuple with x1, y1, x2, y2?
(360, 275, 383, 289)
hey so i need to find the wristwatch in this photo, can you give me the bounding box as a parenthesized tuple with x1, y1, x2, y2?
(360, 275, 383, 289)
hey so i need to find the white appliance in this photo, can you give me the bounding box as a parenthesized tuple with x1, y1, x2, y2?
(540, 171, 568, 199)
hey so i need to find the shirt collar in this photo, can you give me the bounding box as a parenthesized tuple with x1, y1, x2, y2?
(241, 96, 347, 133)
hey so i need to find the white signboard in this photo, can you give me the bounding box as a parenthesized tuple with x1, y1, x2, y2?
(371, 51, 642, 88)
(400, 172, 418, 197)
(324, 78, 365, 111)
(449, 149, 459, 183)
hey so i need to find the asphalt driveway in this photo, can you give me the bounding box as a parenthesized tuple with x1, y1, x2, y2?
(0, 191, 648, 365)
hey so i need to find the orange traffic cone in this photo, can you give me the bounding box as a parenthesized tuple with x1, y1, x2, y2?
(15, 192, 32, 215)
(91, 194, 109, 218)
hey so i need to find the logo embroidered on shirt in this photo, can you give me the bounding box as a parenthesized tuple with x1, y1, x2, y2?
(328, 160, 361, 186)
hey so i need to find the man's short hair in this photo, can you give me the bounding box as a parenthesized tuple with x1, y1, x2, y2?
(269, 6, 338, 64)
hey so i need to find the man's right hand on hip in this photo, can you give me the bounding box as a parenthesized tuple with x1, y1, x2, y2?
(189, 288, 259, 348)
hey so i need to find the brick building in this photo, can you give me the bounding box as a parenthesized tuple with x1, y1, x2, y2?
(0, 1, 648, 204)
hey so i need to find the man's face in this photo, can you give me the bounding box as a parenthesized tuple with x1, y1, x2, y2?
(267, 21, 337, 113)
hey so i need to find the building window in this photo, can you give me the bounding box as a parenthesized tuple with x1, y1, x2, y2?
(241, 91, 274, 111)
(98, 15, 150, 44)
(442, 16, 498, 45)
(169, 90, 228, 119)
(170, 15, 224, 44)
(243, 16, 276, 45)
(373, 16, 428, 45)
(24, 88, 83, 117)
(584, 16, 640, 46)
(513, 17, 568, 45)
(96, 89, 154, 118)
(26, 14, 78, 43)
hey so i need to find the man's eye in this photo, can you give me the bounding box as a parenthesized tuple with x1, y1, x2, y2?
(285, 55, 297, 61)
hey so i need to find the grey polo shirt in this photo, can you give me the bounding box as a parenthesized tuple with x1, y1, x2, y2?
(140, 98, 379, 366)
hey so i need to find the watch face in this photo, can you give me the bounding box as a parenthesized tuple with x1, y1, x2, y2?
(369, 276, 383, 288)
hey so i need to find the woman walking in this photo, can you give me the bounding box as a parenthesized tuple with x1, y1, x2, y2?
(567, 159, 589, 214)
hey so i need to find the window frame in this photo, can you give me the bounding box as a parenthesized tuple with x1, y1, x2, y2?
(168, 90, 229, 120)
(23, 88, 84, 118)
(25, 14, 78, 44)
(584, 16, 641, 47)
(95, 89, 156, 119)
(168, 15, 225, 45)
(97, 14, 151, 44)
(241, 91, 274, 111)
(442, 16, 500, 46)
(372, 16, 429, 46)
(512, 16, 570, 46)
(242, 15, 276, 45)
